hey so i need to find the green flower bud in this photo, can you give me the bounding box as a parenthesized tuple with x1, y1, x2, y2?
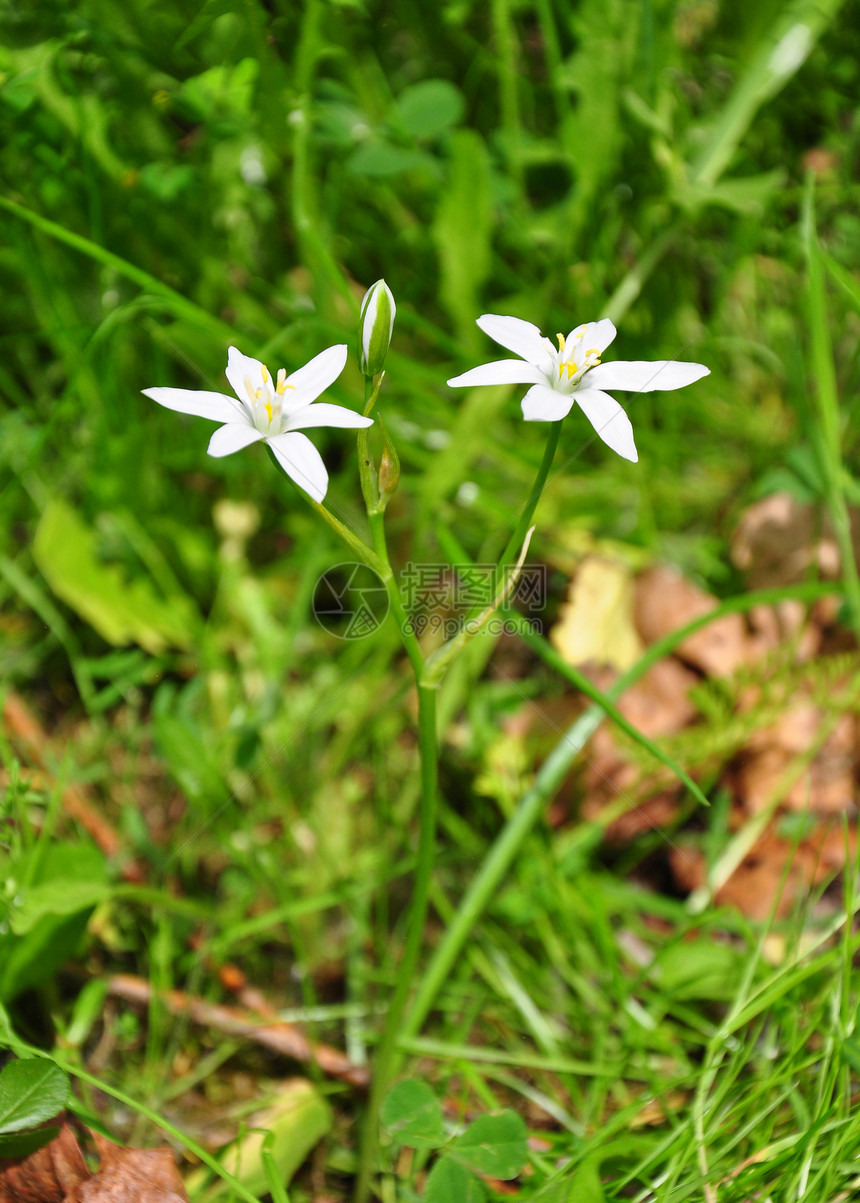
(376, 417, 400, 510)
(358, 280, 396, 377)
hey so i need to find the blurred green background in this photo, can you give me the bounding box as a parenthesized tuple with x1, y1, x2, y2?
(2, 0, 860, 1197)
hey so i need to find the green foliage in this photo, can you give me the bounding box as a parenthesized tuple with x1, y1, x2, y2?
(0, 842, 107, 1002)
(380, 1079, 446, 1147)
(381, 1079, 528, 1195)
(0, 1058, 68, 1157)
(32, 500, 198, 653)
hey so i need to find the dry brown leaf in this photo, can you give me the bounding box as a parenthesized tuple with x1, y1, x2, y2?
(670, 824, 855, 919)
(634, 566, 750, 676)
(550, 557, 644, 671)
(731, 492, 860, 589)
(0, 1122, 87, 1203)
(70, 1136, 188, 1202)
(0, 1125, 188, 1203)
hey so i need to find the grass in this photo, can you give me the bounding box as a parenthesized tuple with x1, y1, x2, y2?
(2, 0, 860, 1199)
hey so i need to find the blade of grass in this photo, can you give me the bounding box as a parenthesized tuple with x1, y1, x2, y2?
(801, 177, 860, 642)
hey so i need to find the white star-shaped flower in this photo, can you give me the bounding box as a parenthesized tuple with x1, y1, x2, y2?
(143, 345, 373, 502)
(447, 314, 710, 463)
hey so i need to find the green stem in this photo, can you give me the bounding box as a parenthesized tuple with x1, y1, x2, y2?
(264, 445, 384, 574)
(498, 420, 561, 569)
(801, 177, 860, 643)
(306, 497, 387, 577)
(353, 492, 435, 1202)
(400, 580, 844, 1044)
(354, 684, 438, 1203)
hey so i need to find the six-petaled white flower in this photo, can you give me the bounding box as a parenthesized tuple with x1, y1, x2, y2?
(143, 345, 373, 502)
(447, 314, 710, 463)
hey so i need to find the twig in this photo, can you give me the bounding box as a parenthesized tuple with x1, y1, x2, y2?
(107, 974, 370, 1090)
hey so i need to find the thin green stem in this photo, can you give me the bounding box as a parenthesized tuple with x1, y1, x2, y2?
(400, 580, 844, 1044)
(306, 497, 387, 577)
(264, 445, 384, 574)
(498, 420, 561, 569)
(353, 481, 435, 1202)
(368, 510, 423, 681)
(801, 177, 860, 643)
(420, 422, 561, 685)
(354, 683, 438, 1203)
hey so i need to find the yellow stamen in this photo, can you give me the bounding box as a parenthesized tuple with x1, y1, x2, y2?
(264, 402, 273, 421)
(243, 376, 257, 405)
(275, 367, 296, 395)
(261, 364, 269, 383)
(556, 333, 565, 352)
(586, 348, 599, 356)
(566, 362, 577, 378)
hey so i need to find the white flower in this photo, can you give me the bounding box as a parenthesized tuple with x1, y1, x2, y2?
(143, 345, 373, 503)
(447, 314, 710, 463)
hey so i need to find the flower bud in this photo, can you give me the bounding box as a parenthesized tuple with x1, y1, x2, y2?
(376, 417, 400, 510)
(358, 279, 396, 377)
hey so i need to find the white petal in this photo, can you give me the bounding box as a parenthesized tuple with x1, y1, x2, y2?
(585, 360, 709, 393)
(477, 314, 551, 365)
(521, 384, 573, 422)
(143, 387, 244, 424)
(225, 346, 267, 402)
(207, 423, 265, 457)
(573, 388, 638, 462)
(447, 359, 546, 388)
(267, 431, 329, 502)
(284, 344, 348, 404)
(565, 318, 617, 356)
(285, 402, 374, 430)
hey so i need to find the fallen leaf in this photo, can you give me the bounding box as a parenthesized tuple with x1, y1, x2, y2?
(0, 1122, 87, 1203)
(634, 566, 750, 676)
(551, 557, 643, 671)
(730, 492, 860, 589)
(71, 1135, 189, 1202)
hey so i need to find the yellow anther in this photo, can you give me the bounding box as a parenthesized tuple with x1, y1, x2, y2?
(261, 364, 269, 383)
(264, 402, 273, 422)
(586, 348, 599, 357)
(556, 333, 565, 352)
(244, 376, 257, 405)
(567, 362, 577, 378)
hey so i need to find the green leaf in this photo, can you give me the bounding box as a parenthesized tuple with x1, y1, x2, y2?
(424, 1156, 486, 1203)
(433, 129, 493, 342)
(10, 879, 111, 936)
(448, 1111, 528, 1179)
(33, 500, 196, 654)
(183, 1080, 331, 1201)
(0, 1126, 60, 1158)
(380, 1079, 445, 1148)
(395, 80, 464, 140)
(346, 139, 437, 178)
(0, 1059, 68, 1134)
(0, 843, 107, 1002)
